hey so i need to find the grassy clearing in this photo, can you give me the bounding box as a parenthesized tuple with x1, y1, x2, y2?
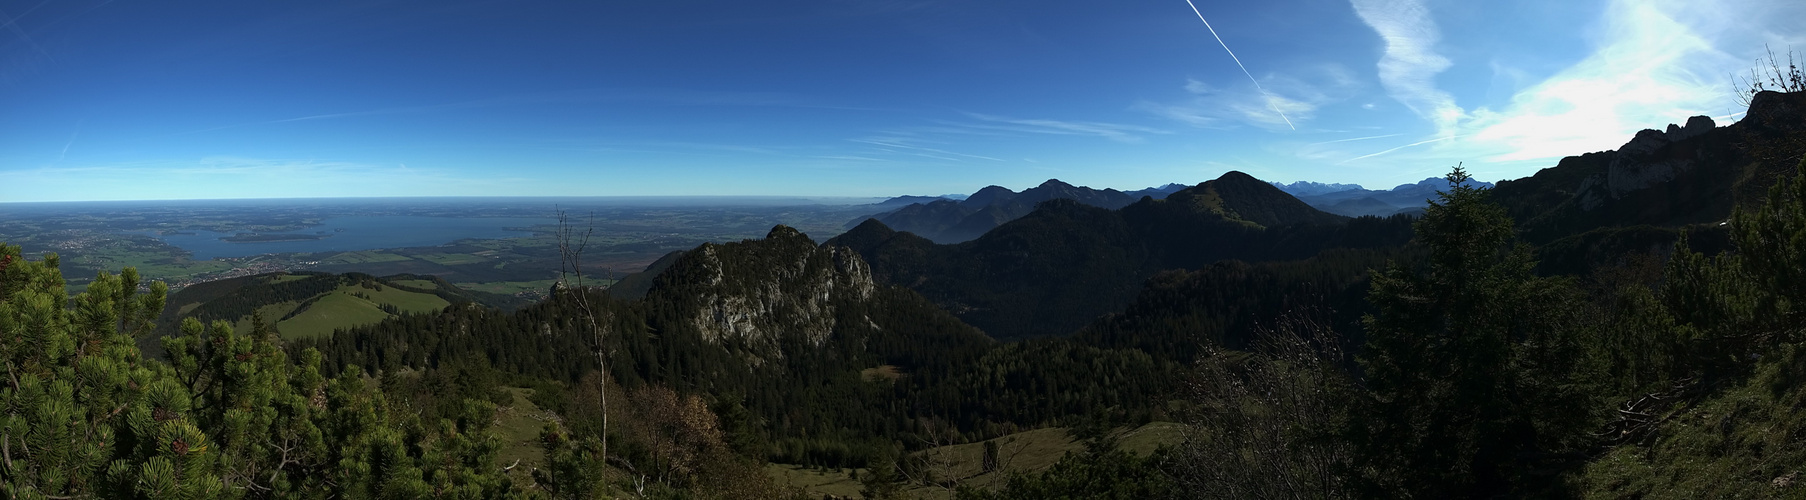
(276, 293, 392, 340)
(418, 253, 488, 266)
(1117, 421, 1185, 456)
(273, 285, 450, 339)
(454, 279, 573, 296)
(357, 284, 450, 313)
(768, 422, 1185, 499)
(321, 251, 412, 264)
(767, 464, 868, 498)
(905, 427, 1077, 496)
(231, 302, 301, 335)
(389, 279, 439, 290)
(494, 387, 552, 488)
(211, 283, 447, 340)
(860, 365, 904, 382)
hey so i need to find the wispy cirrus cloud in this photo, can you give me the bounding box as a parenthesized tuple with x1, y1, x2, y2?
(1321, 0, 1805, 184)
(1462, 0, 1792, 163)
(1136, 80, 1315, 130)
(839, 111, 1162, 167)
(1349, 0, 1462, 136)
(1137, 67, 1357, 130)
(952, 113, 1169, 143)
(849, 137, 1005, 162)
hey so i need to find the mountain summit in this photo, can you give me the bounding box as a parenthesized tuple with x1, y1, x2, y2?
(829, 170, 1395, 339)
(1164, 171, 1346, 228)
(852, 179, 1185, 243)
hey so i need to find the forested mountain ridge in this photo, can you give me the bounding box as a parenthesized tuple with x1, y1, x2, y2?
(604, 249, 685, 300)
(1156, 170, 1346, 228)
(854, 179, 1186, 244)
(828, 171, 1412, 339)
(292, 225, 1184, 480)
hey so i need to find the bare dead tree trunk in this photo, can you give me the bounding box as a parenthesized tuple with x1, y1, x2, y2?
(900, 418, 967, 493)
(556, 207, 612, 468)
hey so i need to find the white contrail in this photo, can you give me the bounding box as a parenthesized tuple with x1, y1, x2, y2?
(0, 7, 53, 61)
(1307, 133, 1403, 146)
(60, 129, 78, 160)
(1183, 0, 1293, 130)
(1337, 134, 1465, 164)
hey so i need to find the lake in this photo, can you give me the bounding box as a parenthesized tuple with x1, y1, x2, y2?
(140, 216, 555, 260)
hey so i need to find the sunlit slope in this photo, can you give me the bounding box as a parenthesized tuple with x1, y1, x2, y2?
(264, 285, 449, 339)
(162, 272, 471, 341)
(766, 422, 1184, 499)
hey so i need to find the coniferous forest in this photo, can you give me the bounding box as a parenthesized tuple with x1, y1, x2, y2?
(5, 88, 1806, 499)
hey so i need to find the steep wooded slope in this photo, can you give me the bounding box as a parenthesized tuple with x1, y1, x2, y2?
(829, 171, 1408, 339)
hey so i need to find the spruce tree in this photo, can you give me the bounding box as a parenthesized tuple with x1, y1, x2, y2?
(1352, 167, 1595, 497)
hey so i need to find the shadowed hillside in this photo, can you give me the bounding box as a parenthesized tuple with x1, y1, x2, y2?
(853, 179, 1188, 244)
(829, 171, 1410, 339)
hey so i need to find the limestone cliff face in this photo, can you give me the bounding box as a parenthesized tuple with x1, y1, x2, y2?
(1578, 115, 1717, 209)
(1494, 90, 1806, 244)
(646, 225, 875, 364)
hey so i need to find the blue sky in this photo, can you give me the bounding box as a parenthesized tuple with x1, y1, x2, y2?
(1, 0, 1801, 202)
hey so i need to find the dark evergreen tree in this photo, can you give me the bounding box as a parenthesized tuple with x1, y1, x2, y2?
(1351, 167, 1597, 497)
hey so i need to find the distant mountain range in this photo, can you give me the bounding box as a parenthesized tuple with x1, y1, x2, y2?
(849, 180, 1189, 244)
(827, 171, 1408, 339)
(1271, 177, 1495, 217)
(1270, 181, 1364, 197)
(612, 90, 1806, 347)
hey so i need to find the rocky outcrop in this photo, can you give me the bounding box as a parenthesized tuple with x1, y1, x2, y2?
(1577, 116, 1717, 210)
(647, 225, 875, 364)
(1490, 90, 1806, 245)
(1744, 90, 1806, 134)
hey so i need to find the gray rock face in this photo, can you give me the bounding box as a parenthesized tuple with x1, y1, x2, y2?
(654, 225, 876, 365)
(1620, 116, 1713, 157)
(1745, 90, 1806, 134)
(1578, 115, 1717, 209)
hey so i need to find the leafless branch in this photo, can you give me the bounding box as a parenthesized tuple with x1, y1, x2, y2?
(1734, 45, 1804, 107)
(556, 206, 615, 475)
(1168, 314, 1354, 499)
